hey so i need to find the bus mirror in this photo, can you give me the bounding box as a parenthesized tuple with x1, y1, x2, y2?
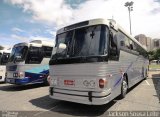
(59, 43, 66, 49)
(57, 43, 66, 53)
(14, 55, 22, 63)
(16, 56, 22, 59)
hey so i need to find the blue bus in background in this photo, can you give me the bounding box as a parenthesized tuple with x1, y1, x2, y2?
(6, 40, 54, 85)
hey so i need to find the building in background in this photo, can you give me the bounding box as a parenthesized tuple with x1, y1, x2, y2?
(135, 34, 153, 51)
(152, 38, 160, 50)
(146, 37, 153, 51)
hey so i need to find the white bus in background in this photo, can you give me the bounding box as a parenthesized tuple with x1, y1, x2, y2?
(6, 40, 54, 85)
(49, 18, 149, 105)
(0, 48, 11, 82)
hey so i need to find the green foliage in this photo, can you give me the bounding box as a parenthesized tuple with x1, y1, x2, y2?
(148, 48, 160, 60)
(148, 50, 154, 60)
(0, 45, 4, 50)
(154, 48, 160, 60)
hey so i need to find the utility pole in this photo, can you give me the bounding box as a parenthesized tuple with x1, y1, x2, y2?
(124, 1, 134, 35)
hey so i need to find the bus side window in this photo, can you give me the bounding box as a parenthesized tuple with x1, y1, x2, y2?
(42, 46, 53, 58)
(130, 44, 133, 50)
(129, 40, 134, 50)
(109, 31, 119, 60)
(118, 31, 130, 50)
(0, 53, 2, 65)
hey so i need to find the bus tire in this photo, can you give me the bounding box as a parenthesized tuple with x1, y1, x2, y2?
(43, 75, 49, 86)
(4, 78, 6, 83)
(144, 69, 148, 80)
(119, 76, 128, 99)
(44, 79, 49, 86)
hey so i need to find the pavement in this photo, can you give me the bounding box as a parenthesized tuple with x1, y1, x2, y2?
(0, 71, 160, 117)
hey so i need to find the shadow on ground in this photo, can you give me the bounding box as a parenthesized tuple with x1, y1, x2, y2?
(0, 82, 5, 84)
(0, 83, 47, 92)
(151, 72, 160, 103)
(30, 94, 116, 116)
(29, 81, 144, 116)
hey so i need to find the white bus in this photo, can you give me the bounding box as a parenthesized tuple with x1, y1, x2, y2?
(6, 40, 54, 85)
(49, 18, 149, 105)
(0, 49, 11, 82)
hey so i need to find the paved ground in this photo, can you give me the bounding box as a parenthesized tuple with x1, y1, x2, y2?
(0, 71, 160, 117)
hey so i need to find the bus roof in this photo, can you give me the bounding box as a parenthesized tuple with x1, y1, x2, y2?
(30, 40, 54, 47)
(57, 18, 147, 52)
(13, 40, 54, 48)
(13, 42, 28, 48)
(0, 48, 11, 54)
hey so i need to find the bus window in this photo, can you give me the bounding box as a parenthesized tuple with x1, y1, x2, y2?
(54, 31, 73, 58)
(9, 46, 28, 62)
(1, 53, 10, 65)
(129, 40, 136, 51)
(42, 46, 53, 58)
(0, 53, 2, 65)
(26, 46, 43, 64)
(118, 31, 130, 50)
(109, 30, 119, 60)
(72, 25, 103, 56)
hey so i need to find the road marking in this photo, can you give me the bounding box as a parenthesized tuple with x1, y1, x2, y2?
(145, 80, 150, 85)
(142, 84, 154, 85)
(137, 88, 160, 91)
(123, 99, 160, 109)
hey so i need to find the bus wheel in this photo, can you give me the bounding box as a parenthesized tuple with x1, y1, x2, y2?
(44, 79, 49, 86)
(43, 75, 49, 86)
(4, 78, 6, 83)
(119, 77, 128, 99)
(144, 69, 148, 80)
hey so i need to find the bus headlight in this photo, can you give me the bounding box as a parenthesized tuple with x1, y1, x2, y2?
(18, 72, 24, 78)
(51, 78, 57, 86)
(13, 72, 24, 78)
(13, 73, 18, 77)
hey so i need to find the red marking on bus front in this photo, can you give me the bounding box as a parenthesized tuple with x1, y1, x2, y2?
(64, 80, 75, 85)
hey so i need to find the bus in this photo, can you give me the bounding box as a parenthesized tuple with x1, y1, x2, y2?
(49, 18, 149, 105)
(0, 49, 11, 82)
(6, 40, 54, 85)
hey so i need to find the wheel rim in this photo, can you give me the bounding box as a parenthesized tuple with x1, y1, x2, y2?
(122, 80, 127, 94)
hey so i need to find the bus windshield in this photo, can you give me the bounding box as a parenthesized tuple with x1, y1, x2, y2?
(9, 46, 28, 62)
(0, 52, 10, 65)
(53, 25, 108, 61)
(25, 46, 43, 64)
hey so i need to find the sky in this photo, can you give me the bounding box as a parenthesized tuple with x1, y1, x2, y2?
(0, 0, 160, 48)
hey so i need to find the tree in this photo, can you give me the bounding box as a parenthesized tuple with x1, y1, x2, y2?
(148, 50, 155, 61)
(154, 48, 160, 60)
(0, 45, 4, 50)
(148, 48, 160, 61)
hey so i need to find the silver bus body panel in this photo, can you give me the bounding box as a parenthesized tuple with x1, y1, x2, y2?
(0, 66, 6, 82)
(49, 50, 148, 105)
(49, 18, 149, 105)
(0, 49, 11, 82)
(49, 91, 111, 105)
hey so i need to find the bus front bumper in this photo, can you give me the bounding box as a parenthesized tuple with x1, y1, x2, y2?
(49, 87, 111, 105)
(6, 78, 30, 85)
